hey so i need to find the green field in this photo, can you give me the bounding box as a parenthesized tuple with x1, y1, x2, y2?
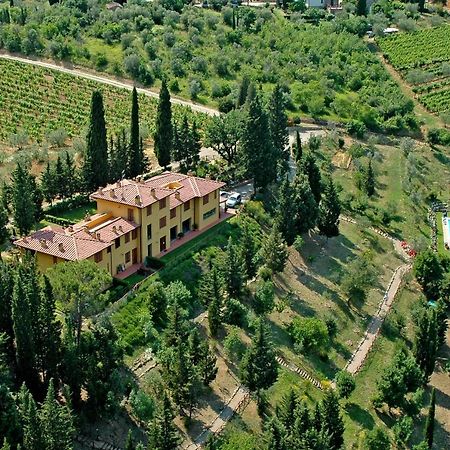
(378, 26, 450, 116)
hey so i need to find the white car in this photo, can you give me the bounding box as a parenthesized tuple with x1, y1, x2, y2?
(226, 193, 242, 208)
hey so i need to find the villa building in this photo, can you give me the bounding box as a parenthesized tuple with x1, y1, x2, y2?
(15, 172, 225, 276)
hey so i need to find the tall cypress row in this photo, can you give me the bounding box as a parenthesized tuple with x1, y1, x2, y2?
(154, 80, 172, 169)
(129, 87, 145, 178)
(83, 90, 108, 191)
(318, 177, 341, 238)
(11, 163, 35, 236)
(269, 84, 289, 175)
(240, 93, 277, 192)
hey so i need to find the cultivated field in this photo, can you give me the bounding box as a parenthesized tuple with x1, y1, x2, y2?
(0, 58, 206, 143)
(378, 25, 450, 116)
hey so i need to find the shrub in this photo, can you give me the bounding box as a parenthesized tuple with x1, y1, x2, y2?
(428, 128, 450, 146)
(224, 298, 248, 327)
(129, 389, 156, 423)
(189, 78, 202, 100)
(346, 120, 366, 138)
(224, 326, 246, 361)
(46, 128, 67, 147)
(144, 256, 165, 270)
(288, 317, 330, 353)
(253, 279, 275, 315)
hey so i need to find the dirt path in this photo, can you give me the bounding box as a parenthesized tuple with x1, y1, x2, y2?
(182, 385, 251, 450)
(0, 53, 219, 117)
(345, 264, 411, 375)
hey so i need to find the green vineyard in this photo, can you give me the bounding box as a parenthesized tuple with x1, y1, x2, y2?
(378, 25, 450, 115)
(0, 59, 205, 143)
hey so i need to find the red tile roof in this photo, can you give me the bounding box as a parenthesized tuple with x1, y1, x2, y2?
(14, 218, 139, 261)
(90, 179, 172, 208)
(90, 172, 225, 210)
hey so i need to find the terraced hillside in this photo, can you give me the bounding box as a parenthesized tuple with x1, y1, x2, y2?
(378, 25, 450, 117)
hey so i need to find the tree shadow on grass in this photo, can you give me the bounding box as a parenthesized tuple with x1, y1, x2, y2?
(332, 340, 352, 361)
(345, 402, 376, 430)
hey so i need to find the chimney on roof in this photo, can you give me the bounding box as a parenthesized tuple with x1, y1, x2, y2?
(135, 195, 142, 205)
(116, 181, 121, 188)
(175, 191, 181, 201)
(150, 187, 157, 198)
(112, 225, 117, 234)
(96, 233, 101, 241)
(98, 187, 104, 195)
(187, 171, 194, 177)
(110, 189, 116, 198)
(23, 237, 28, 243)
(118, 225, 123, 233)
(84, 213, 91, 221)
(68, 225, 74, 232)
(40, 239, 48, 249)
(58, 243, 65, 253)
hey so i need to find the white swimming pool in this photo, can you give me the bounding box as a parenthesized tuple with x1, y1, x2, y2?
(443, 215, 450, 247)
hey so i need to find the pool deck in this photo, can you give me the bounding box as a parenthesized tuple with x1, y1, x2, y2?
(442, 215, 450, 247)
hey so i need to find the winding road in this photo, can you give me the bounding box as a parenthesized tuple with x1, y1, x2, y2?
(0, 52, 219, 116)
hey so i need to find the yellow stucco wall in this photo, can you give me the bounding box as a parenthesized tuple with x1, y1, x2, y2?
(36, 252, 60, 271)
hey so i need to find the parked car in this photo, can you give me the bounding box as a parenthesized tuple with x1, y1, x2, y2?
(226, 193, 242, 208)
(220, 191, 230, 199)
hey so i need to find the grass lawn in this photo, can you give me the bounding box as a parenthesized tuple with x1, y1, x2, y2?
(122, 272, 146, 287)
(268, 220, 404, 380)
(53, 202, 97, 222)
(341, 276, 434, 449)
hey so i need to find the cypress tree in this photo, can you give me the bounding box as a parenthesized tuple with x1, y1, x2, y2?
(83, 90, 108, 191)
(300, 152, 322, 204)
(260, 224, 288, 274)
(12, 258, 40, 393)
(223, 237, 246, 298)
(64, 151, 77, 198)
(293, 130, 302, 163)
(267, 416, 287, 450)
(30, 175, 43, 223)
(199, 264, 223, 306)
(276, 389, 298, 433)
(0, 262, 14, 356)
(55, 155, 64, 198)
(365, 159, 375, 197)
(125, 430, 134, 450)
(37, 276, 61, 385)
(320, 389, 345, 450)
(208, 294, 221, 337)
(0, 205, 8, 245)
(40, 379, 74, 450)
(292, 172, 318, 234)
(240, 319, 278, 391)
(276, 177, 298, 246)
(18, 384, 42, 450)
(11, 163, 35, 235)
(356, 0, 367, 16)
(129, 87, 145, 177)
(240, 93, 277, 192)
(414, 308, 438, 380)
(148, 392, 180, 450)
(237, 75, 250, 108)
(425, 388, 435, 449)
(239, 218, 258, 278)
(41, 162, 55, 203)
(163, 300, 189, 348)
(269, 84, 289, 175)
(318, 177, 341, 238)
(154, 80, 172, 169)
